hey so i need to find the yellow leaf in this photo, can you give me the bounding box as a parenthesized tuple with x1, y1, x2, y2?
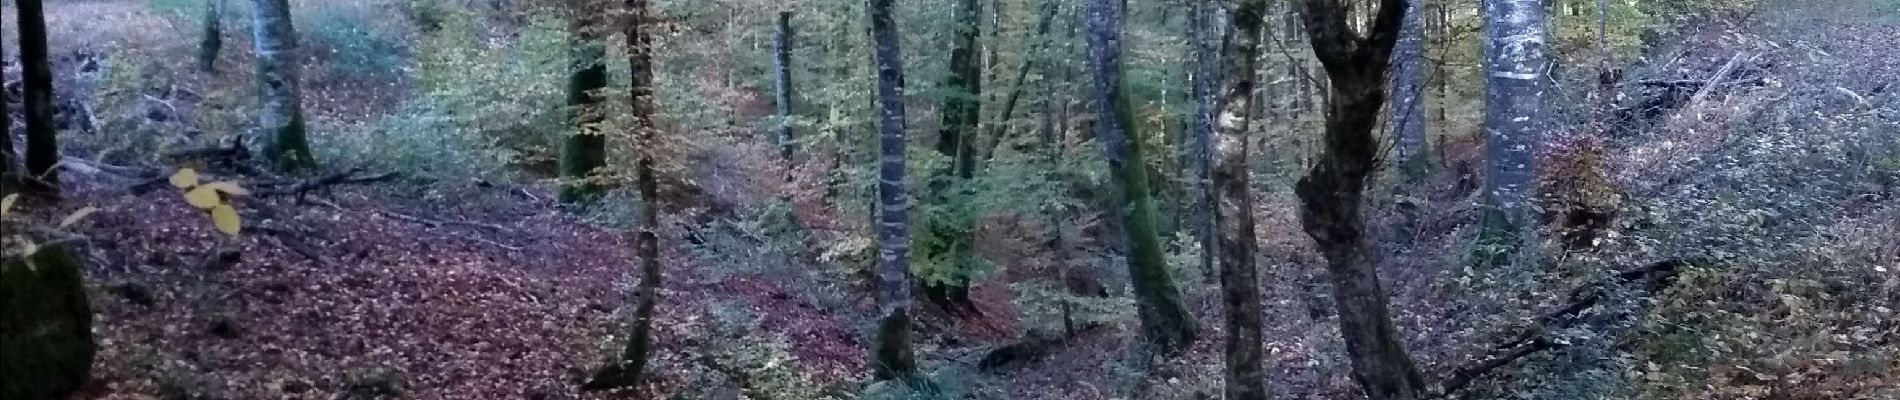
(170, 168, 201, 189)
(184, 186, 223, 209)
(59, 207, 99, 229)
(210, 205, 241, 235)
(200, 182, 250, 196)
(0, 194, 18, 218)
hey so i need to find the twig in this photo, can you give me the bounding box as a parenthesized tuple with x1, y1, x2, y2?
(375, 210, 516, 234)
(1687, 52, 1748, 108)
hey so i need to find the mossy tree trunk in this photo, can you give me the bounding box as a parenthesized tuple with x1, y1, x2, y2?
(582, 0, 661, 389)
(868, 0, 918, 382)
(1292, 0, 1429, 399)
(558, 0, 610, 203)
(1, 246, 95, 400)
(249, 0, 317, 172)
(18, 0, 59, 194)
(199, 0, 224, 73)
(1214, 1, 1268, 398)
(1083, 0, 1198, 356)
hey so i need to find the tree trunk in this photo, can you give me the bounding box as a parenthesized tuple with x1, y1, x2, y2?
(774, 11, 796, 161)
(1, 19, 13, 194)
(1214, 2, 1268, 398)
(868, 0, 918, 381)
(249, 0, 316, 172)
(580, 1, 660, 389)
(0, 246, 94, 400)
(199, 0, 224, 73)
(558, 0, 609, 203)
(939, 0, 981, 179)
(1187, 0, 1220, 284)
(1084, 0, 1198, 356)
(1391, 0, 1428, 175)
(1479, 0, 1548, 251)
(18, 0, 59, 194)
(980, 0, 1060, 163)
(1292, 1, 1428, 399)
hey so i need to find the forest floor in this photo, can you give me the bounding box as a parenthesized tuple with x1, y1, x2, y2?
(6, 0, 1897, 399)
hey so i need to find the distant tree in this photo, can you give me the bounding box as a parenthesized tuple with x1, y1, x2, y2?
(1391, 0, 1428, 174)
(868, 0, 918, 381)
(939, 0, 980, 178)
(1213, 1, 1269, 398)
(1291, 0, 1429, 399)
(248, 0, 317, 171)
(199, 0, 224, 73)
(17, 0, 58, 194)
(1083, 0, 1198, 356)
(559, 0, 609, 203)
(773, 11, 796, 161)
(583, 0, 661, 390)
(1186, 0, 1219, 283)
(1479, 0, 1548, 256)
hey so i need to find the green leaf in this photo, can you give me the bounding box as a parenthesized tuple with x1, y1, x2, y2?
(210, 205, 241, 236)
(185, 186, 223, 209)
(170, 168, 201, 189)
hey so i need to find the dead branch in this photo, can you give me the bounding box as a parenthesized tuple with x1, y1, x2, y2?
(1688, 52, 1749, 107)
(1430, 258, 1701, 399)
(252, 168, 399, 199)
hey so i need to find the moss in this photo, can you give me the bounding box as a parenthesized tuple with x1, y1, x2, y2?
(1, 245, 95, 400)
(870, 308, 917, 381)
(265, 111, 319, 172)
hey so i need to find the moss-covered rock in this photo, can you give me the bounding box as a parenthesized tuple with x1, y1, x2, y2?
(1, 245, 96, 400)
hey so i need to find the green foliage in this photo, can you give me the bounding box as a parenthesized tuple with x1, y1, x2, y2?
(1, 245, 94, 400)
(297, 1, 408, 79)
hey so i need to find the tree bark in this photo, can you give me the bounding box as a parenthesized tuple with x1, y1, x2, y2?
(774, 11, 796, 161)
(1084, 0, 1198, 356)
(869, 0, 918, 381)
(1214, 2, 1268, 398)
(1292, 1, 1429, 399)
(1391, 0, 1428, 174)
(18, 0, 59, 193)
(559, 0, 609, 203)
(1480, 0, 1549, 249)
(249, 0, 316, 172)
(1187, 0, 1221, 285)
(199, 0, 224, 73)
(1, 19, 13, 194)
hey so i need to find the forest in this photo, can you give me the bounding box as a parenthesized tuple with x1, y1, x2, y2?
(0, 0, 1896, 398)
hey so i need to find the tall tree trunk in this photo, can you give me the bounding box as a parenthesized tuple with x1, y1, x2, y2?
(1, 19, 14, 194)
(1187, 0, 1220, 284)
(1391, 0, 1428, 174)
(18, 0, 59, 194)
(869, 0, 919, 381)
(1479, 0, 1548, 253)
(981, 0, 1060, 163)
(1084, 0, 1198, 356)
(774, 11, 796, 161)
(559, 0, 609, 203)
(1292, 1, 1429, 399)
(582, 0, 661, 390)
(199, 0, 224, 73)
(940, 0, 981, 179)
(1214, 2, 1268, 398)
(249, 0, 316, 172)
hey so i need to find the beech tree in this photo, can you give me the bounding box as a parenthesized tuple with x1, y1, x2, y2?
(1214, 1, 1269, 398)
(1479, 0, 1549, 251)
(1392, 0, 1428, 173)
(773, 11, 796, 160)
(0, 21, 12, 193)
(1084, 0, 1198, 356)
(18, 0, 59, 193)
(583, 0, 662, 389)
(249, 0, 317, 171)
(1292, 0, 1429, 399)
(559, 0, 610, 202)
(868, 0, 918, 381)
(1186, 0, 1219, 282)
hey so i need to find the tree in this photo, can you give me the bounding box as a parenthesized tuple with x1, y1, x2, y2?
(249, 0, 317, 171)
(773, 11, 796, 161)
(1213, 1, 1269, 398)
(583, 0, 662, 390)
(199, 0, 224, 73)
(1186, 0, 1219, 284)
(1479, 0, 1548, 255)
(18, 0, 59, 194)
(1083, 0, 1198, 356)
(1292, 0, 1429, 399)
(559, 0, 610, 203)
(868, 0, 919, 381)
(1391, 0, 1428, 174)
(1, 19, 13, 194)
(939, 0, 980, 178)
